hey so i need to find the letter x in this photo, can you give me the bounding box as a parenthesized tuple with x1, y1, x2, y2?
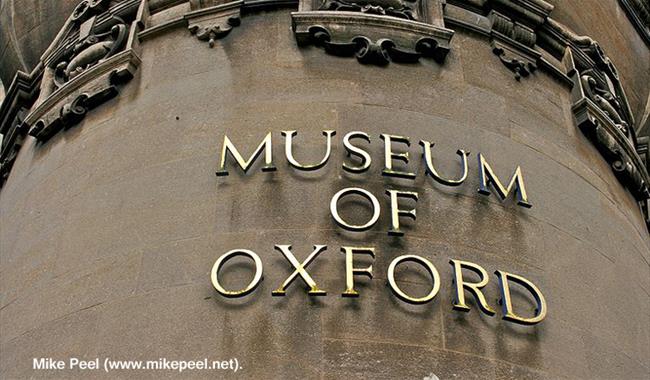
(272, 245, 327, 296)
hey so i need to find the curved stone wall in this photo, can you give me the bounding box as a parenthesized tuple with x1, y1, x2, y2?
(1, 1, 649, 379)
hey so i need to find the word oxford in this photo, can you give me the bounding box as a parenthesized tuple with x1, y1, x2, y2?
(211, 245, 547, 326)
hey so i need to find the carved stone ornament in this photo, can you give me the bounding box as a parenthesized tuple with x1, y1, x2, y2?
(53, 21, 129, 88)
(309, 25, 449, 64)
(318, 0, 418, 21)
(567, 44, 650, 206)
(24, 0, 144, 142)
(487, 5, 549, 80)
(187, 0, 243, 48)
(29, 77, 124, 142)
(292, 11, 453, 65)
(491, 38, 538, 80)
(293, 0, 450, 65)
(573, 99, 649, 200)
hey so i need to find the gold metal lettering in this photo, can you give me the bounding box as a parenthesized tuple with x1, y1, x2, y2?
(477, 153, 531, 207)
(282, 130, 336, 171)
(216, 132, 276, 176)
(387, 255, 440, 304)
(449, 259, 496, 315)
(340, 246, 375, 297)
(342, 131, 372, 173)
(380, 134, 416, 179)
(330, 187, 381, 231)
(495, 270, 547, 325)
(211, 249, 264, 297)
(386, 189, 418, 236)
(420, 140, 470, 186)
(272, 245, 327, 296)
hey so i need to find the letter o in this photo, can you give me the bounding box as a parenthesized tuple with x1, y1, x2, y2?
(387, 255, 441, 304)
(330, 187, 380, 231)
(211, 249, 263, 297)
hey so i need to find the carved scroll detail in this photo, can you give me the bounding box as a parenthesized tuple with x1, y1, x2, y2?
(305, 25, 441, 65)
(492, 44, 537, 80)
(487, 8, 545, 80)
(189, 17, 240, 47)
(293, 11, 453, 65)
(53, 22, 129, 87)
(23, 0, 143, 142)
(186, 1, 243, 48)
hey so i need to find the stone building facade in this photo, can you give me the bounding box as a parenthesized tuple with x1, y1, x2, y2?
(1, 0, 649, 378)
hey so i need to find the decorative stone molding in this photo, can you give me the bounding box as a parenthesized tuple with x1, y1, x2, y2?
(24, 0, 144, 142)
(0, 70, 41, 187)
(52, 21, 130, 88)
(292, 0, 452, 65)
(554, 31, 650, 229)
(573, 98, 649, 198)
(136, 0, 245, 46)
(28, 75, 124, 141)
(541, 19, 638, 139)
(292, 10, 453, 65)
(490, 27, 539, 80)
(565, 44, 649, 202)
(299, 24, 444, 64)
(558, 17, 649, 227)
(442, 1, 559, 80)
(485, 0, 553, 79)
(187, 0, 243, 47)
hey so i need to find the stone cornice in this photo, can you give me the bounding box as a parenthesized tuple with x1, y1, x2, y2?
(0, 67, 42, 186)
(0, 69, 42, 136)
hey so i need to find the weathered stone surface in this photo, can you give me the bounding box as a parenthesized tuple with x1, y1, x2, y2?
(0, 5, 649, 380)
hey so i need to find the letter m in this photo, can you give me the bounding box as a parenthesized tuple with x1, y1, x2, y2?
(477, 153, 532, 208)
(33, 358, 46, 369)
(216, 132, 276, 176)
